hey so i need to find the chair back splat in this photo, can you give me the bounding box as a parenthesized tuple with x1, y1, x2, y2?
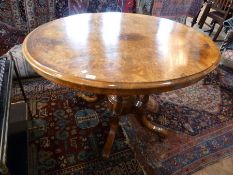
(198, 0, 233, 41)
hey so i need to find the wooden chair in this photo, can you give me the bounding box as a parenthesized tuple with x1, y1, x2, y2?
(198, 0, 233, 41)
(191, 0, 207, 27)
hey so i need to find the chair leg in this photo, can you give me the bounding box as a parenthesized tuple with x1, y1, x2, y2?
(209, 23, 216, 36)
(199, 15, 208, 29)
(198, 3, 211, 29)
(192, 1, 205, 27)
(213, 25, 223, 41)
(191, 12, 199, 27)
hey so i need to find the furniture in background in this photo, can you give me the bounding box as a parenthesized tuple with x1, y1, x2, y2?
(136, 0, 154, 15)
(221, 18, 233, 68)
(22, 13, 220, 159)
(7, 102, 28, 175)
(198, 0, 233, 41)
(0, 55, 29, 174)
(0, 57, 13, 174)
(221, 30, 233, 51)
(221, 34, 233, 68)
(190, 0, 207, 27)
(152, 0, 203, 24)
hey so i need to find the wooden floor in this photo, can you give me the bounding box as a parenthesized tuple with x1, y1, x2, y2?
(193, 157, 233, 175)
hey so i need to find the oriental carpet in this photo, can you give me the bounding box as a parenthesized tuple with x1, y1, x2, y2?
(12, 66, 233, 175)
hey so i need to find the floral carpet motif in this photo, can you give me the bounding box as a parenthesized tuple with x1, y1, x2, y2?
(13, 78, 143, 175)
(0, 22, 25, 55)
(12, 66, 233, 175)
(120, 66, 233, 175)
(159, 80, 221, 114)
(146, 68, 233, 136)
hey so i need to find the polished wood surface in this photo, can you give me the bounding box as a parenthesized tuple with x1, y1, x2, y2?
(135, 95, 168, 137)
(23, 12, 221, 95)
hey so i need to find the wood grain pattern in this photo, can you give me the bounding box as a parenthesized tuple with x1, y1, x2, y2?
(22, 12, 221, 95)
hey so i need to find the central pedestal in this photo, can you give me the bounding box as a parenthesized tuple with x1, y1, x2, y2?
(102, 95, 169, 159)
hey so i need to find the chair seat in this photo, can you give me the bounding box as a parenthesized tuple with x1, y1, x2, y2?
(208, 11, 225, 23)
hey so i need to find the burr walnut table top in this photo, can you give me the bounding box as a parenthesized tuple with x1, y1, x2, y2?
(22, 12, 221, 95)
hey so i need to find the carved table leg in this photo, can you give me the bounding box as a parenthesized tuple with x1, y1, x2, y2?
(85, 93, 170, 159)
(102, 95, 134, 159)
(102, 117, 119, 159)
(135, 95, 168, 138)
(76, 92, 98, 102)
(102, 96, 122, 159)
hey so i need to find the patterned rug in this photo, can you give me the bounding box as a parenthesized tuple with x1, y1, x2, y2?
(120, 66, 233, 175)
(12, 78, 144, 175)
(0, 22, 25, 55)
(0, 0, 135, 55)
(12, 66, 233, 175)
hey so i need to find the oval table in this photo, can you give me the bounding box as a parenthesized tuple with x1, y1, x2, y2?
(22, 12, 221, 159)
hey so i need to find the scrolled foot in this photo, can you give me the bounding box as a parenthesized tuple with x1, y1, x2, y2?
(135, 95, 169, 139)
(102, 117, 119, 159)
(141, 115, 168, 138)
